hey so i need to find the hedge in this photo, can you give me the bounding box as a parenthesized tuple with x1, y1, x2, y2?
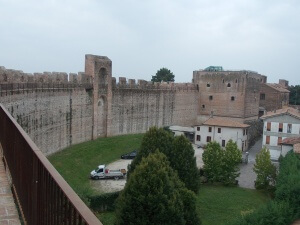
(89, 191, 120, 212)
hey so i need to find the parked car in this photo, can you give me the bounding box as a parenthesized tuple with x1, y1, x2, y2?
(121, 150, 137, 159)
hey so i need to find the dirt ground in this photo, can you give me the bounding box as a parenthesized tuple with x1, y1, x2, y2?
(90, 159, 132, 193)
(90, 145, 204, 193)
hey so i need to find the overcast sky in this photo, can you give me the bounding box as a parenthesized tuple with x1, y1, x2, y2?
(0, 0, 299, 85)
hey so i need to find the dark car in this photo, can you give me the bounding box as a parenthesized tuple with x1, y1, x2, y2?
(121, 150, 137, 159)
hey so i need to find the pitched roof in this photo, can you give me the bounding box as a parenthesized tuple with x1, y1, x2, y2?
(265, 83, 290, 93)
(281, 136, 300, 145)
(202, 117, 249, 128)
(261, 107, 300, 120)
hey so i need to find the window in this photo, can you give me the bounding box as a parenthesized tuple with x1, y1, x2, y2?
(267, 122, 271, 131)
(227, 83, 231, 87)
(196, 135, 201, 141)
(243, 129, 246, 135)
(260, 93, 265, 100)
(277, 137, 282, 145)
(222, 140, 226, 147)
(231, 96, 235, 101)
(218, 128, 221, 133)
(279, 123, 283, 132)
(197, 127, 200, 131)
(207, 136, 211, 142)
(222, 79, 225, 83)
(207, 83, 210, 87)
(209, 127, 212, 132)
(287, 124, 292, 133)
(202, 105, 205, 109)
(266, 136, 270, 145)
(235, 79, 238, 83)
(209, 95, 213, 100)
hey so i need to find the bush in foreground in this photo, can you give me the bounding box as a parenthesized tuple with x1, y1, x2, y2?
(128, 127, 200, 193)
(115, 151, 201, 225)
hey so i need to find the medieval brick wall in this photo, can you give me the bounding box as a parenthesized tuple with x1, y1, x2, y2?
(260, 83, 290, 112)
(0, 57, 198, 155)
(193, 70, 265, 123)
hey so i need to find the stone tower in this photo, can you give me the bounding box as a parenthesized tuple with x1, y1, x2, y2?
(85, 54, 112, 139)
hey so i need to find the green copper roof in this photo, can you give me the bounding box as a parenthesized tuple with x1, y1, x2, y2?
(204, 66, 223, 71)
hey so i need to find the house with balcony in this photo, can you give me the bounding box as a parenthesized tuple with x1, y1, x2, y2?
(261, 107, 300, 160)
(194, 117, 249, 151)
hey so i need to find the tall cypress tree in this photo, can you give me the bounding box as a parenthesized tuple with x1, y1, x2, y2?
(170, 135, 200, 193)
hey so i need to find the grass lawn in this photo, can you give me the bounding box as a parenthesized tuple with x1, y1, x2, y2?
(48, 134, 143, 200)
(49, 134, 270, 225)
(96, 184, 271, 225)
(197, 184, 271, 225)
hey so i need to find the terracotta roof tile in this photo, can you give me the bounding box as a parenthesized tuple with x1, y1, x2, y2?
(202, 117, 250, 128)
(261, 107, 300, 120)
(281, 136, 300, 145)
(265, 83, 290, 93)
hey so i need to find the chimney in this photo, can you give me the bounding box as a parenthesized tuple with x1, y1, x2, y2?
(279, 79, 289, 88)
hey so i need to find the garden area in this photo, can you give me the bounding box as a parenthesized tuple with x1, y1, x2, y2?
(48, 132, 275, 225)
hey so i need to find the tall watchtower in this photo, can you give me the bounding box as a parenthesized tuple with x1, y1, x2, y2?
(85, 54, 112, 139)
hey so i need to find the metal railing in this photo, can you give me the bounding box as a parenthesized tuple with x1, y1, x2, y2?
(0, 104, 102, 225)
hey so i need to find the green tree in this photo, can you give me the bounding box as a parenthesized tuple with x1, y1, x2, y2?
(115, 151, 201, 225)
(202, 141, 224, 182)
(128, 127, 200, 193)
(253, 147, 277, 189)
(289, 85, 300, 105)
(127, 127, 174, 179)
(222, 140, 242, 185)
(151, 68, 175, 82)
(169, 135, 200, 193)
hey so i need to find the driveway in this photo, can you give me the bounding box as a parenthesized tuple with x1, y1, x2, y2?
(237, 138, 262, 189)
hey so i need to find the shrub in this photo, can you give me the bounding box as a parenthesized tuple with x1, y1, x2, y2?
(115, 150, 201, 225)
(89, 191, 120, 212)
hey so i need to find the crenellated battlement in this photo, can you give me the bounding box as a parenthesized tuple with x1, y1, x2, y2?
(0, 65, 198, 92)
(0, 66, 92, 84)
(112, 77, 197, 91)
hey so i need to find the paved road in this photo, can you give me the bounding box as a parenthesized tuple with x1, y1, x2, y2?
(237, 138, 262, 189)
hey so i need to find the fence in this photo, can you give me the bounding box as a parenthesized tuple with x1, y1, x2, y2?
(0, 104, 102, 225)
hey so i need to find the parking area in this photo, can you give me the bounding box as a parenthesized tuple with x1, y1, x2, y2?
(90, 159, 132, 193)
(90, 145, 204, 193)
(90, 139, 264, 193)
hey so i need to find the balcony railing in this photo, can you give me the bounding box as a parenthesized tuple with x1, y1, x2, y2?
(0, 104, 102, 225)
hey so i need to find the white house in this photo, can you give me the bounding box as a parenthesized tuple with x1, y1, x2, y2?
(261, 107, 300, 160)
(194, 117, 249, 151)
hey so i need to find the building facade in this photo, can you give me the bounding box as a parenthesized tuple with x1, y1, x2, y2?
(259, 80, 290, 114)
(194, 117, 249, 151)
(193, 69, 267, 124)
(261, 107, 300, 160)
